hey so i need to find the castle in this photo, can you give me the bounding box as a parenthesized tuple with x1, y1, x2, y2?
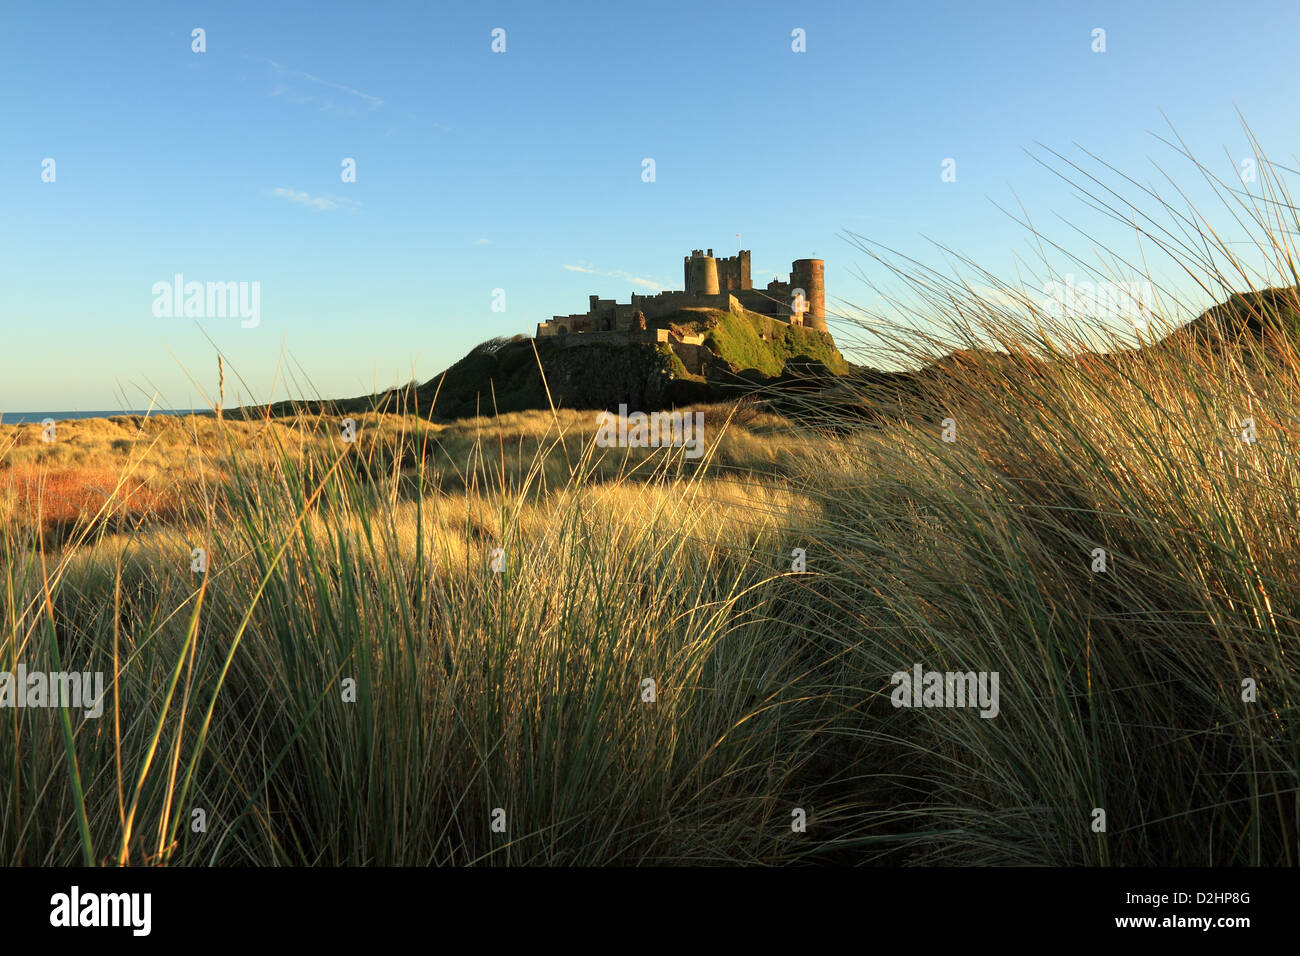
(536, 248, 828, 339)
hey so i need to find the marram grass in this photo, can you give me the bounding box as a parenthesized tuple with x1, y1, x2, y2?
(4, 131, 1300, 866)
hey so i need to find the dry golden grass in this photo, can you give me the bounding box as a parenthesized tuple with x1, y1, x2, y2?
(7, 124, 1300, 867)
(0, 403, 817, 543)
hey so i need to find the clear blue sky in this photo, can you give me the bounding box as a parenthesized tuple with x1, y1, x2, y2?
(2, 0, 1296, 411)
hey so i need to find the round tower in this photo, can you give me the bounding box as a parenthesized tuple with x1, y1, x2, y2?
(684, 249, 720, 296)
(790, 258, 826, 332)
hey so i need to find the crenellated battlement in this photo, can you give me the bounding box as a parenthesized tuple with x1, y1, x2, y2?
(538, 246, 827, 339)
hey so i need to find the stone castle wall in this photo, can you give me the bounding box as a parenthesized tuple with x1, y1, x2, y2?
(536, 248, 829, 338)
(538, 328, 670, 347)
(538, 327, 721, 384)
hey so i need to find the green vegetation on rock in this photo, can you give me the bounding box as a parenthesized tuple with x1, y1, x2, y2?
(695, 308, 848, 376)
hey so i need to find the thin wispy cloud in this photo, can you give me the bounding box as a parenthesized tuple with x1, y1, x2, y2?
(563, 263, 665, 291)
(268, 59, 383, 109)
(252, 57, 447, 132)
(474, 238, 492, 245)
(270, 187, 361, 212)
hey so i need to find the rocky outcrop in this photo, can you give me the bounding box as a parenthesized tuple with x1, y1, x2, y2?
(537, 340, 676, 411)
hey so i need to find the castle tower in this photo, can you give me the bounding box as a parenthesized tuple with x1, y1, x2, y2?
(684, 249, 720, 296)
(716, 250, 753, 291)
(790, 258, 827, 332)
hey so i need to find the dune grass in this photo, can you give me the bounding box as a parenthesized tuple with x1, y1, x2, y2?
(2, 403, 843, 865)
(3, 124, 1299, 865)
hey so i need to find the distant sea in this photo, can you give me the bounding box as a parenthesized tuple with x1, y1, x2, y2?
(1, 409, 198, 425)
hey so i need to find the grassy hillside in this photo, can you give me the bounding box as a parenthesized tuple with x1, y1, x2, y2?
(327, 309, 846, 420)
(416, 335, 549, 418)
(1160, 285, 1300, 352)
(675, 307, 848, 377)
(235, 305, 848, 422)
